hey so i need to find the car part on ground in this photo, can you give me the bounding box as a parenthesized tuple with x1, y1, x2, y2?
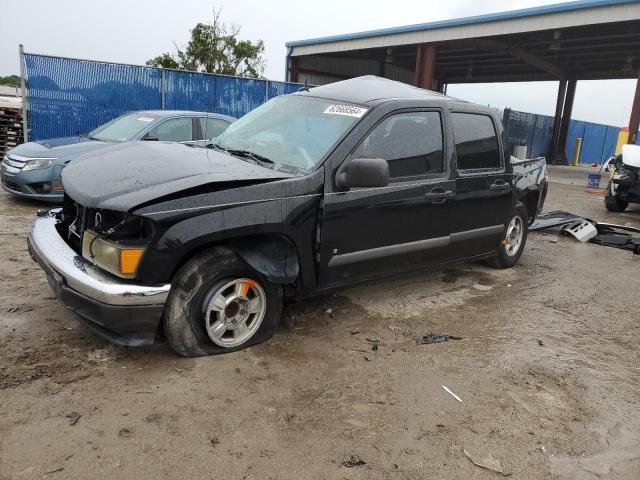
(529, 210, 584, 231)
(562, 219, 598, 243)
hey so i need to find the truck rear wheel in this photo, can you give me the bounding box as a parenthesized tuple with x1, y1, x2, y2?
(604, 181, 628, 212)
(164, 247, 282, 357)
(488, 203, 528, 269)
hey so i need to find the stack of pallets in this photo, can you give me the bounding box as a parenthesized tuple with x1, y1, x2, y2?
(0, 108, 24, 158)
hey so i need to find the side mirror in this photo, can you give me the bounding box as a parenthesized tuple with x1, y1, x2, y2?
(335, 157, 390, 191)
(142, 135, 159, 141)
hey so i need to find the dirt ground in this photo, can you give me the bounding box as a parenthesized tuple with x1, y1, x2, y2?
(1, 171, 639, 479)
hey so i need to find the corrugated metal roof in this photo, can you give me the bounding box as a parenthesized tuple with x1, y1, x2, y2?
(286, 0, 640, 47)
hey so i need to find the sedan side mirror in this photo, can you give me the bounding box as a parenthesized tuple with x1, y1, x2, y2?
(142, 135, 159, 141)
(335, 157, 390, 191)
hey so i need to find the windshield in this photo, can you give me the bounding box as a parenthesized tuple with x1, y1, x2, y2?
(215, 95, 366, 174)
(88, 113, 158, 142)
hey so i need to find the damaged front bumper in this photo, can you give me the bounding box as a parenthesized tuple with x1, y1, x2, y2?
(27, 209, 171, 346)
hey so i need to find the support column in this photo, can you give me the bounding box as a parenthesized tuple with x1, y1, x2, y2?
(628, 73, 640, 145)
(549, 79, 567, 163)
(413, 44, 436, 90)
(556, 79, 577, 165)
(289, 57, 298, 83)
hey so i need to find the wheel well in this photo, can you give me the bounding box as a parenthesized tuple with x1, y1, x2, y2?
(172, 234, 301, 286)
(520, 190, 540, 221)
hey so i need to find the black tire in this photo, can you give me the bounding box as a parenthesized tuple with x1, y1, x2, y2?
(164, 246, 282, 357)
(604, 182, 628, 212)
(488, 202, 529, 269)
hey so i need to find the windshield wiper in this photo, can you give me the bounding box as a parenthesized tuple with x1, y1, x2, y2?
(207, 143, 228, 153)
(225, 149, 275, 167)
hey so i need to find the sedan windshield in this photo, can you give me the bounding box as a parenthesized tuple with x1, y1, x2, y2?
(215, 95, 366, 174)
(88, 113, 158, 142)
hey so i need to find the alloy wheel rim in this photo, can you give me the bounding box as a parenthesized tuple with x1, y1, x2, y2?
(204, 278, 266, 348)
(505, 216, 524, 257)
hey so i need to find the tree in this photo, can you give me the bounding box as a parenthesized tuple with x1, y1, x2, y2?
(146, 8, 265, 78)
(0, 75, 20, 87)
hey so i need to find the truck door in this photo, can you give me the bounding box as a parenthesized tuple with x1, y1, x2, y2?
(449, 112, 513, 258)
(318, 110, 456, 288)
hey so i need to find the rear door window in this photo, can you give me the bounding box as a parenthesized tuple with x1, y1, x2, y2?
(452, 113, 501, 171)
(353, 111, 444, 179)
(146, 117, 194, 142)
(199, 117, 231, 140)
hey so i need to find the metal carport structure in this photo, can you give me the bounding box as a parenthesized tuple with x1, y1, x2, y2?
(285, 0, 640, 163)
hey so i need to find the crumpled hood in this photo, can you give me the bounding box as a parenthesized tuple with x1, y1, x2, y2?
(8, 136, 109, 160)
(62, 141, 293, 211)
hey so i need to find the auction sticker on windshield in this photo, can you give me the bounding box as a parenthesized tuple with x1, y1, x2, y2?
(137, 117, 155, 122)
(323, 105, 368, 118)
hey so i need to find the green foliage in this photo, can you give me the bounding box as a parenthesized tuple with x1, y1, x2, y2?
(146, 8, 265, 78)
(146, 53, 179, 70)
(0, 75, 20, 87)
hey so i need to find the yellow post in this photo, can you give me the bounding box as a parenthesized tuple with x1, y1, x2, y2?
(615, 128, 629, 155)
(572, 138, 582, 166)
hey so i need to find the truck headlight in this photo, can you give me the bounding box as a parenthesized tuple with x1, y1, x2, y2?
(82, 230, 146, 278)
(22, 158, 54, 171)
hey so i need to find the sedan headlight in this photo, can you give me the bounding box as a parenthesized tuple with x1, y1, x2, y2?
(22, 158, 55, 171)
(82, 230, 146, 279)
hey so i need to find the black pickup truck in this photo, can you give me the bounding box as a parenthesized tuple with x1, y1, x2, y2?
(28, 76, 547, 357)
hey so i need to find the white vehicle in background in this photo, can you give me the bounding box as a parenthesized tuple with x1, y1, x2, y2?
(604, 144, 640, 212)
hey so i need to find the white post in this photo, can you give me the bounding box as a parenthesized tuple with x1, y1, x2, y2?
(19, 44, 29, 142)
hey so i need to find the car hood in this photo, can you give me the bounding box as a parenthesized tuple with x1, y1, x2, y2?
(7, 136, 110, 160)
(62, 141, 294, 211)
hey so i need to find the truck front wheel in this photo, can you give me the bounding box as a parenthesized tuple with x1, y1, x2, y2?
(488, 203, 528, 269)
(604, 181, 628, 212)
(164, 247, 282, 357)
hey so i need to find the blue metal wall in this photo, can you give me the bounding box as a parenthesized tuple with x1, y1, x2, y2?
(24, 54, 303, 141)
(506, 109, 639, 165)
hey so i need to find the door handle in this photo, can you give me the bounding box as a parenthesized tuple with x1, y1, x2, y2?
(490, 180, 510, 192)
(425, 189, 455, 204)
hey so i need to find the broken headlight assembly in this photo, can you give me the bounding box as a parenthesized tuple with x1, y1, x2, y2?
(80, 211, 154, 279)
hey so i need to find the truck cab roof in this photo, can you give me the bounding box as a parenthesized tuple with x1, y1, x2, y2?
(294, 75, 470, 107)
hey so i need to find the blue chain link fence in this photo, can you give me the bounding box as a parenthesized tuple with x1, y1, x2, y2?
(23, 53, 303, 141)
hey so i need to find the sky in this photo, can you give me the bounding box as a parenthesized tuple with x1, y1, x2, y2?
(0, 0, 636, 126)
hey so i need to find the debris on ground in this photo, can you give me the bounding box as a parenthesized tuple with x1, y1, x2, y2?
(341, 455, 366, 467)
(464, 449, 508, 476)
(118, 428, 132, 438)
(43, 466, 64, 476)
(416, 334, 462, 345)
(441, 385, 462, 403)
(325, 308, 333, 318)
(530, 211, 583, 231)
(531, 211, 640, 253)
(371, 344, 378, 352)
(65, 412, 82, 426)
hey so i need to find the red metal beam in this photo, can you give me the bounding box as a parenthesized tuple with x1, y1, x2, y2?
(413, 44, 436, 90)
(289, 57, 298, 83)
